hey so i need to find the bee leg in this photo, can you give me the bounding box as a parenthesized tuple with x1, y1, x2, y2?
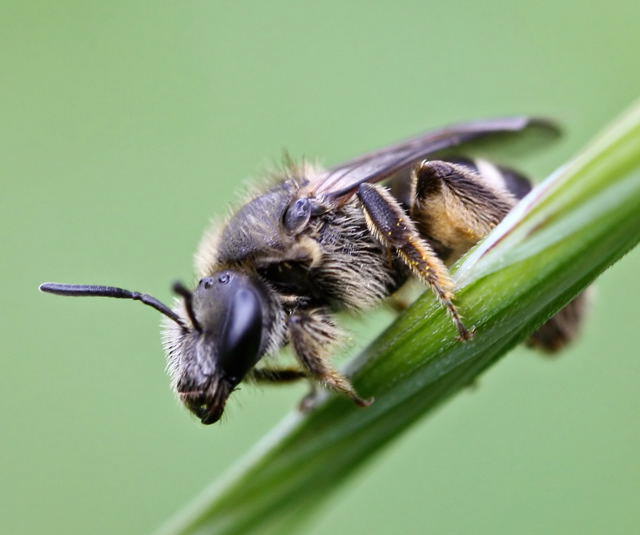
(289, 309, 373, 407)
(248, 367, 308, 383)
(526, 288, 593, 354)
(386, 295, 410, 313)
(248, 367, 321, 413)
(298, 383, 320, 413)
(412, 160, 592, 352)
(410, 160, 515, 264)
(357, 183, 472, 340)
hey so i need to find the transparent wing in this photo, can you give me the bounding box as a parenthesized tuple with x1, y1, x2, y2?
(310, 116, 560, 201)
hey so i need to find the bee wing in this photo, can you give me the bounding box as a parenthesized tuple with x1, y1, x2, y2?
(311, 116, 560, 201)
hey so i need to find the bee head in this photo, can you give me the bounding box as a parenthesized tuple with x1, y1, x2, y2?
(40, 270, 276, 425)
(170, 270, 272, 424)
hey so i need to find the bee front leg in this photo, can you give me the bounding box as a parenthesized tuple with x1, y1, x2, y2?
(248, 367, 308, 383)
(248, 366, 318, 412)
(288, 309, 373, 409)
(357, 183, 473, 340)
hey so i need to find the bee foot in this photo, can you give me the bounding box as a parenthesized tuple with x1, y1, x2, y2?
(457, 325, 476, 342)
(298, 391, 321, 413)
(354, 396, 375, 408)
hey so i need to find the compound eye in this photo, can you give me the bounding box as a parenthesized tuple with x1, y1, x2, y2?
(283, 197, 311, 234)
(217, 284, 264, 381)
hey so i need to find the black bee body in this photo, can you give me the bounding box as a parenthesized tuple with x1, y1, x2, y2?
(215, 179, 403, 313)
(41, 117, 588, 424)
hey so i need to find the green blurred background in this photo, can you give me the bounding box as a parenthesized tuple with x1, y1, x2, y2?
(2, 2, 639, 534)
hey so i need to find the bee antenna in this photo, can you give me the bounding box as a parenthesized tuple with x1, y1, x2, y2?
(39, 282, 188, 331)
(172, 281, 202, 332)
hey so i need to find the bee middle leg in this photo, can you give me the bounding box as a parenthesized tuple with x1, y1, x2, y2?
(357, 182, 472, 340)
(386, 295, 411, 313)
(288, 308, 373, 408)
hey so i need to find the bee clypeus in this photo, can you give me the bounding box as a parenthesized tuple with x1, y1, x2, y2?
(40, 117, 589, 424)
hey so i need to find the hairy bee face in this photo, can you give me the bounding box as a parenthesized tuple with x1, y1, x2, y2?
(164, 270, 277, 424)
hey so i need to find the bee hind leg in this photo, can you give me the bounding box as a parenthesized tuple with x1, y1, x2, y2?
(410, 159, 516, 264)
(357, 182, 472, 340)
(288, 308, 373, 409)
(412, 160, 592, 353)
(527, 288, 593, 354)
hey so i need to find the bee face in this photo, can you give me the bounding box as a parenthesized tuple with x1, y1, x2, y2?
(167, 270, 276, 424)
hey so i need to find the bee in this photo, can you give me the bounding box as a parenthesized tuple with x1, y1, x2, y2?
(40, 116, 589, 424)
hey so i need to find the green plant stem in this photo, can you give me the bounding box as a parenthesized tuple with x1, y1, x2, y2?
(157, 101, 640, 535)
